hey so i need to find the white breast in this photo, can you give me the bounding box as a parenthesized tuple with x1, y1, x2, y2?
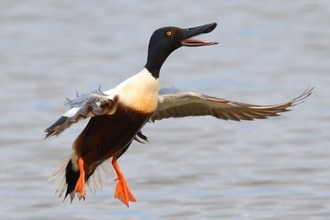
(115, 68, 159, 113)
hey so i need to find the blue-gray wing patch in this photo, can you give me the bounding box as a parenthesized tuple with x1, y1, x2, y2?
(45, 88, 117, 138)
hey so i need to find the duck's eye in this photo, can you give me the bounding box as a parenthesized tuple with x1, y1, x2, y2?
(167, 31, 172, 36)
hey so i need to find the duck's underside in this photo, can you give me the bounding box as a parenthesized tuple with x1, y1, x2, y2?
(64, 103, 152, 205)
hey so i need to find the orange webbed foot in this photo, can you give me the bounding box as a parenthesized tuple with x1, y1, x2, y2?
(74, 157, 86, 199)
(113, 176, 136, 206)
(112, 159, 136, 206)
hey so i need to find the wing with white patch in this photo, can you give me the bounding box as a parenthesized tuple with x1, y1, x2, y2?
(150, 87, 313, 122)
(45, 88, 117, 138)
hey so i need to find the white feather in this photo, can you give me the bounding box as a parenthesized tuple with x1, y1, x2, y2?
(50, 154, 115, 199)
(87, 158, 115, 195)
(49, 154, 72, 197)
(115, 68, 159, 112)
(63, 107, 80, 117)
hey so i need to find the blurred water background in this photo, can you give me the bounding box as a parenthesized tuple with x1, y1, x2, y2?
(0, 0, 329, 219)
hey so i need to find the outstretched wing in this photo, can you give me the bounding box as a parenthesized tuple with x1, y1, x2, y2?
(150, 87, 313, 122)
(45, 88, 118, 138)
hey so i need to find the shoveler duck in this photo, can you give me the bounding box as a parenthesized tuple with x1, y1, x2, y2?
(45, 22, 313, 207)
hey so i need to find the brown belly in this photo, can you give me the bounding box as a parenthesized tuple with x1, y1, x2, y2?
(73, 104, 152, 173)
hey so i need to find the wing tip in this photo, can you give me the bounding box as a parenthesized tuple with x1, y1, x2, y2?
(44, 116, 70, 139)
(291, 86, 314, 107)
(44, 129, 57, 139)
(134, 131, 149, 144)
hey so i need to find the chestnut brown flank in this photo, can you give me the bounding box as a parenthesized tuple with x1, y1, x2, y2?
(73, 103, 152, 174)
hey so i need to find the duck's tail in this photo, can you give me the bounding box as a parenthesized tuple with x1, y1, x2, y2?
(49, 153, 114, 202)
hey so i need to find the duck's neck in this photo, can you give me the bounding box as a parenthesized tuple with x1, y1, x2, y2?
(144, 42, 175, 79)
(144, 51, 169, 79)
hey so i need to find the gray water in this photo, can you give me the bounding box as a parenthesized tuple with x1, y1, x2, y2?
(1, 1, 329, 219)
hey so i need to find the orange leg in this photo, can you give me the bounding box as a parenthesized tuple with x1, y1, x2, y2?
(112, 158, 136, 206)
(74, 157, 86, 199)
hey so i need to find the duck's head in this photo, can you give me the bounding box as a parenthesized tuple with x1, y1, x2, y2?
(145, 23, 218, 77)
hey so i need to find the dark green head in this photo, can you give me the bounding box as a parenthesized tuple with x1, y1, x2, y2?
(145, 23, 218, 78)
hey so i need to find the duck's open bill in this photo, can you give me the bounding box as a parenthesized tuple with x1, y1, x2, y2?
(182, 39, 218, 47)
(181, 22, 218, 46)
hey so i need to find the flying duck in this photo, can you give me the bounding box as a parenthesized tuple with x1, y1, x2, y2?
(45, 22, 313, 206)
